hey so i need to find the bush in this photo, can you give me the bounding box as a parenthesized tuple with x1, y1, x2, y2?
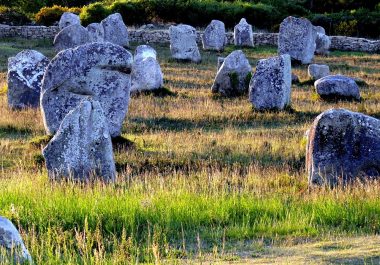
(109, 0, 147, 25)
(0, 6, 30, 25)
(35, 5, 81, 26)
(80, 2, 110, 25)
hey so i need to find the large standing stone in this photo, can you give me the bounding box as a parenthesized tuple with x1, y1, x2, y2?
(315, 75, 360, 101)
(211, 50, 251, 96)
(0, 217, 32, 263)
(58, 12, 80, 30)
(43, 99, 116, 181)
(278, 16, 317, 64)
(7, 50, 49, 109)
(249, 54, 291, 110)
(131, 45, 163, 92)
(169, 24, 201, 63)
(41, 42, 133, 137)
(314, 26, 331, 55)
(87, 23, 104, 42)
(234, 18, 254, 47)
(100, 13, 129, 47)
(202, 20, 226, 51)
(308, 64, 330, 80)
(307, 109, 380, 186)
(53, 24, 90, 52)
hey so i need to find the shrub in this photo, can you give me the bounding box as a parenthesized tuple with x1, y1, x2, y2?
(35, 5, 81, 26)
(80, 2, 110, 26)
(0, 6, 30, 25)
(109, 0, 147, 25)
(335, 20, 357, 36)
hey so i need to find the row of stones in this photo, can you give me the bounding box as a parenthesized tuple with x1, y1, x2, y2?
(1, 24, 379, 53)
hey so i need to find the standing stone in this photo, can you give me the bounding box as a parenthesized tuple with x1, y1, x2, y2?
(0, 217, 32, 263)
(307, 109, 380, 186)
(53, 24, 90, 52)
(58, 12, 80, 30)
(7, 50, 49, 109)
(131, 45, 163, 92)
(315, 75, 360, 101)
(41, 42, 133, 137)
(202, 20, 226, 51)
(169, 24, 201, 63)
(87, 23, 104, 42)
(249, 54, 292, 110)
(315, 26, 331, 55)
(308, 64, 330, 80)
(234, 18, 254, 47)
(278, 16, 317, 64)
(211, 50, 251, 96)
(217, 57, 225, 70)
(43, 99, 116, 181)
(100, 13, 129, 47)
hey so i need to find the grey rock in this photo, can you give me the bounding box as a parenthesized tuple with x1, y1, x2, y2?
(87, 23, 104, 42)
(58, 12, 80, 30)
(292, 73, 300, 83)
(234, 18, 254, 47)
(202, 20, 226, 51)
(169, 24, 201, 63)
(41, 42, 133, 137)
(217, 57, 225, 70)
(53, 24, 89, 52)
(43, 99, 116, 181)
(278, 16, 317, 64)
(315, 26, 331, 55)
(308, 64, 330, 80)
(0, 216, 32, 263)
(131, 45, 163, 92)
(211, 50, 251, 96)
(249, 54, 292, 110)
(315, 75, 360, 101)
(7, 50, 49, 109)
(101, 13, 129, 47)
(307, 108, 380, 186)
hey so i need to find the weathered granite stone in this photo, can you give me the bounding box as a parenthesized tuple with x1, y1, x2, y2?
(41, 42, 133, 137)
(314, 26, 331, 55)
(43, 99, 116, 181)
(131, 45, 163, 92)
(278, 16, 317, 64)
(217, 57, 225, 70)
(211, 50, 251, 96)
(53, 24, 89, 52)
(315, 75, 360, 101)
(7, 50, 49, 109)
(87, 23, 104, 42)
(202, 20, 226, 51)
(249, 54, 292, 110)
(58, 12, 80, 30)
(307, 108, 380, 186)
(0, 217, 32, 263)
(169, 24, 201, 63)
(308, 64, 330, 80)
(100, 13, 129, 47)
(234, 18, 254, 47)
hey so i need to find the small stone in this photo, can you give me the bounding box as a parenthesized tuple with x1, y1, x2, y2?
(202, 20, 226, 51)
(58, 12, 80, 30)
(53, 24, 89, 52)
(308, 64, 330, 80)
(314, 26, 331, 55)
(169, 24, 201, 63)
(249, 54, 292, 110)
(315, 75, 360, 101)
(234, 18, 254, 47)
(292, 73, 300, 83)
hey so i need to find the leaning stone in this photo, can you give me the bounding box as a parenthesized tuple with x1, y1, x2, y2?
(211, 50, 251, 96)
(315, 26, 331, 55)
(7, 50, 49, 109)
(202, 20, 226, 51)
(307, 108, 380, 186)
(0, 216, 32, 263)
(169, 24, 201, 63)
(234, 18, 254, 47)
(100, 13, 129, 47)
(131, 45, 163, 92)
(87, 23, 104, 42)
(43, 99, 116, 181)
(53, 24, 89, 52)
(41, 42, 133, 137)
(308, 64, 330, 80)
(58, 12, 80, 30)
(249, 54, 292, 110)
(278, 16, 317, 64)
(315, 75, 360, 101)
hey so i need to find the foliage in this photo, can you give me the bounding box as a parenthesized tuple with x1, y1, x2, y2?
(80, 2, 110, 25)
(35, 5, 81, 26)
(0, 6, 30, 25)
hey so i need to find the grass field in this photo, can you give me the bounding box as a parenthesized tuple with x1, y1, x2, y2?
(0, 38, 380, 264)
